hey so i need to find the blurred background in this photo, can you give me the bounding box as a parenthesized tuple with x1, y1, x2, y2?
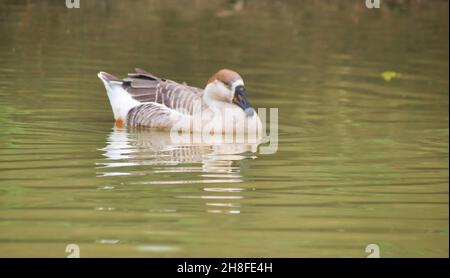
(0, 0, 448, 257)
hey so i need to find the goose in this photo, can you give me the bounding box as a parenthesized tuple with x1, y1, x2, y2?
(97, 69, 262, 135)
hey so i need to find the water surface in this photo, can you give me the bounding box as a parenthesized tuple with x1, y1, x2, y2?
(0, 0, 448, 257)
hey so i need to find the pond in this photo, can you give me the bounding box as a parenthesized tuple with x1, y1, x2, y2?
(0, 0, 448, 257)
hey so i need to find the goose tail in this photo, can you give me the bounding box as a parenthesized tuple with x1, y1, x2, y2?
(97, 71, 141, 125)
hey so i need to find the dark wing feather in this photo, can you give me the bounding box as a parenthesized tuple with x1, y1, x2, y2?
(122, 68, 204, 115)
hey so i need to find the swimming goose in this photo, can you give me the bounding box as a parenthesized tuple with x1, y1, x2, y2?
(97, 68, 262, 135)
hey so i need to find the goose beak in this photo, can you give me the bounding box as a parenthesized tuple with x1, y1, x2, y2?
(233, 85, 254, 117)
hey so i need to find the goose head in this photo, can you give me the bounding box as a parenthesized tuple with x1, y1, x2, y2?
(203, 69, 255, 117)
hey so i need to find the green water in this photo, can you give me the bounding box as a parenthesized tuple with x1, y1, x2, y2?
(0, 0, 448, 257)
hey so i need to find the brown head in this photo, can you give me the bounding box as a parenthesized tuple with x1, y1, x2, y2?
(207, 69, 242, 86)
(205, 69, 254, 117)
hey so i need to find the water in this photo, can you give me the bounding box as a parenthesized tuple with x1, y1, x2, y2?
(0, 0, 448, 257)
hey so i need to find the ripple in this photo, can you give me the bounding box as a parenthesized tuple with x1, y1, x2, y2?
(137, 245, 179, 252)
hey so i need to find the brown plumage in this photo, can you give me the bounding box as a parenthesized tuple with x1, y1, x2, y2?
(207, 69, 242, 86)
(123, 68, 204, 114)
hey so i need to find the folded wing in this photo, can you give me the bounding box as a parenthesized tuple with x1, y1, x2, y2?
(122, 68, 204, 115)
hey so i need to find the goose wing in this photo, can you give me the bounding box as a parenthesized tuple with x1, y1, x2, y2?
(122, 68, 204, 115)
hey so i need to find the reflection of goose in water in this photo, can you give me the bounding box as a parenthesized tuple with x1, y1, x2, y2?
(102, 127, 258, 172)
(98, 127, 260, 214)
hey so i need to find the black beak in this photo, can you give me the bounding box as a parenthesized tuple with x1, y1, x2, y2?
(233, 85, 255, 117)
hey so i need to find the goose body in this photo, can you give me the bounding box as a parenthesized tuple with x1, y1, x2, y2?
(98, 68, 262, 135)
